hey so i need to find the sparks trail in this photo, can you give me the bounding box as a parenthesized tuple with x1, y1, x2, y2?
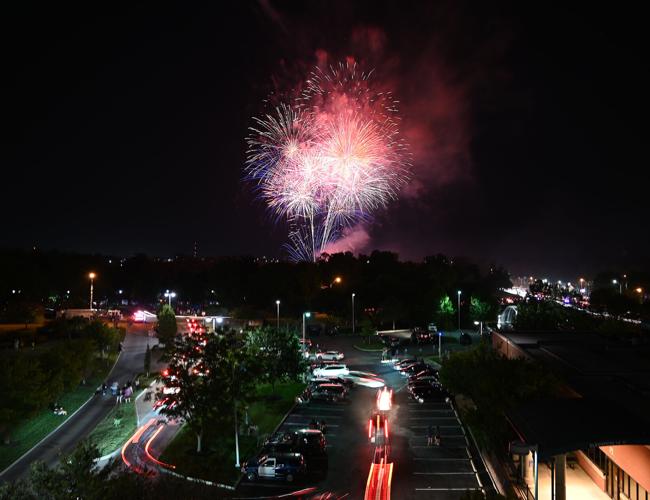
(245, 61, 411, 261)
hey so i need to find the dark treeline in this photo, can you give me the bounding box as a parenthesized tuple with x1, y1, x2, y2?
(0, 248, 511, 329)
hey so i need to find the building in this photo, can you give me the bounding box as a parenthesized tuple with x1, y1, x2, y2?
(493, 331, 650, 500)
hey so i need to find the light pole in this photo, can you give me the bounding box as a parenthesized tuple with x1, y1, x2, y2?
(612, 279, 621, 294)
(88, 272, 96, 310)
(275, 300, 280, 332)
(352, 293, 356, 335)
(302, 311, 311, 348)
(457, 290, 462, 333)
(164, 290, 176, 307)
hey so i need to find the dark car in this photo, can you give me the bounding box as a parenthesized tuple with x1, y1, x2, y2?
(242, 452, 305, 482)
(310, 376, 354, 390)
(310, 383, 348, 403)
(400, 363, 430, 377)
(409, 385, 449, 403)
(411, 328, 433, 344)
(409, 367, 439, 381)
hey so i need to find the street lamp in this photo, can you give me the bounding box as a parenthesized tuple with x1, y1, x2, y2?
(88, 272, 96, 310)
(457, 290, 462, 332)
(275, 300, 280, 332)
(302, 311, 311, 348)
(334, 276, 342, 284)
(164, 290, 177, 307)
(636, 288, 643, 304)
(612, 279, 621, 294)
(352, 293, 356, 335)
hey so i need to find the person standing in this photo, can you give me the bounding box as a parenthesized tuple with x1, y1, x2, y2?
(427, 424, 434, 446)
(434, 425, 441, 446)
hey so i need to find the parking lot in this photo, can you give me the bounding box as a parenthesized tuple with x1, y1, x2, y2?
(394, 394, 484, 499)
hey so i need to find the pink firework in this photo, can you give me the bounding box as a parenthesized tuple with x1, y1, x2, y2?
(245, 61, 411, 261)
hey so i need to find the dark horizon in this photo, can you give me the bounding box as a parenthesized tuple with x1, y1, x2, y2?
(2, 2, 647, 277)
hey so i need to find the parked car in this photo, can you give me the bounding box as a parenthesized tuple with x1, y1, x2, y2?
(309, 383, 348, 403)
(409, 367, 439, 380)
(392, 358, 417, 369)
(309, 376, 354, 389)
(459, 332, 472, 345)
(262, 429, 326, 461)
(411, 328, 433, 344)
(313, 364, 349, 377)
(408, 373, 439, 385)
(315, 350, 345, 361)
(409, 385, 449, 403)
(242, 452, 306, 482)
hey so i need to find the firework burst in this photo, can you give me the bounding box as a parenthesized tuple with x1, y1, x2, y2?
(245, 61, 411, 261)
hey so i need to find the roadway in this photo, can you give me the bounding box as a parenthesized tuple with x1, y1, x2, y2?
(0, 324, 157, 483)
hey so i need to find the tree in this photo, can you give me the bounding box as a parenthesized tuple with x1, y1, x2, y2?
(435, 295, 455, 330)
(470, 296, 494, 323)
(144, 343, 151, 377)
(156, 304, 177, 347)
(85, 320, 120, 359)
(160, 333, 254, 453)
(245, 327, 305, 391)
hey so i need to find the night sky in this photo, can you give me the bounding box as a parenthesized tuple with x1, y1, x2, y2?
(2, 2, 647, 277)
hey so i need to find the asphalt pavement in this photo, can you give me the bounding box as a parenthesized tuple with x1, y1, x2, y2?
(0, 324, 157, 483)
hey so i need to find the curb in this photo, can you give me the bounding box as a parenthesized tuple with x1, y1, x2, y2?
(0, 351, 123, 478)
(159, 466, 236, 490)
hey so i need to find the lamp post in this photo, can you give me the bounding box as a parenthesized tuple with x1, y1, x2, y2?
(636, 287, 643, 304)
(275, 300, 280, 332)
(302, 311, 311, 348)
(612, 279, 621, 294)
(88, 272, 96, 310)
(352, 293, 356, 335)
(164, 290, 176, 307)
(457, 290, 462, 333)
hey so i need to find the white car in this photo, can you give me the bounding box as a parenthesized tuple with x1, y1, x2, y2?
(313, 364, 349, 377)
(315, 350, 344, 361)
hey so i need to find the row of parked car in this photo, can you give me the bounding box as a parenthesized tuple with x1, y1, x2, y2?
(390, 358, 451, 403)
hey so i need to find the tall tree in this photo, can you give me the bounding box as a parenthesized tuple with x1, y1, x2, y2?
(156, 304, 177, 347)
(245, 327, 305, 391)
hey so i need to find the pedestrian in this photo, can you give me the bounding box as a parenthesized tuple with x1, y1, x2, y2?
(116, 387, 123, 404)
(434, 426, 441, 446)
(427, 424, 434, 446)
(124, 385, 133, 403)
(101, 382, 107, 396)
(111, 381, 118, 396)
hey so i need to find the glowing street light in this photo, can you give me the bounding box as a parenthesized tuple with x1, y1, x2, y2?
(88, 272, 96, 310)
(302, 311, 311, 348)
(275, 300, 280, 332)
(164, 290, 177, 307)
(612, 279, 622, 294)
(334, 276, 342, 284)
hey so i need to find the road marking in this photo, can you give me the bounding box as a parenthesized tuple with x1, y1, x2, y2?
(410, 445, 471, 450)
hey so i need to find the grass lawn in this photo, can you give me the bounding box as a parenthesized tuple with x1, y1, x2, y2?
(0, 377, 99, 470)
(160, 380, 305, 485)
(87, 400, 138, 457)
(0, 354, 117, 471)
